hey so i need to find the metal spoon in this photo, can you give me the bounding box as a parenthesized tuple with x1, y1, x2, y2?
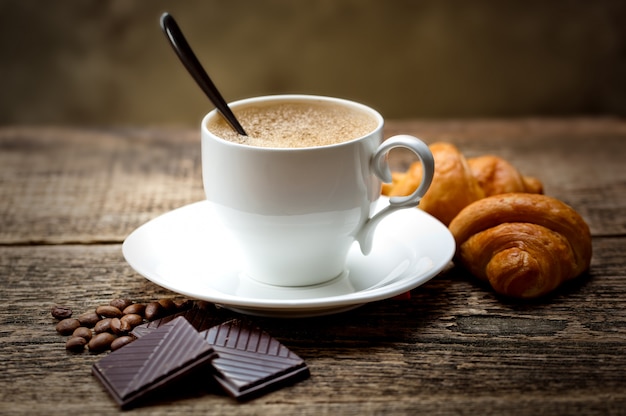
(160, 12, 247, 136)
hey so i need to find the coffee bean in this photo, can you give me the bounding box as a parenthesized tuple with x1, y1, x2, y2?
(77, 311, 100, 328)
(51, 305, 72, 320)
(110, 336, 135, 351)
(96, 305, 123, 319)
(110, 298, 133, 311)
(65, 336, 87, 352)
(56, 318, 81, 335)
(122, 303, 146, 316)
(175, 299, 193, 310)
(158, 298, 177, 313)
(144, 302, 164, 321)
(94, 318, 112, 334)
(120, 320, 133, 333)
(88, 333, 116, 353)
(72, 327, 93, 341)
(52, 297, 194, 353)
(120, 313, 143, 328)
(109, 318, 122, 334)
(110, 317, 135, 335)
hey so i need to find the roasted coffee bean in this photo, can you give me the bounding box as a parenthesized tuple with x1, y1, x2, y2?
(96, 305, 123, 319)
(72, 327, 93, 341)
(157, 298, 177, 313)
(110, 317, 135, 335)
(55, 318, 81, 335)
(110, 336, 135, 351)
(88, 333, 116, 353)
(53, 297, 196, 353)
(120, 320, 133, 333)
(51, 305, 72, 320)
(65, 336, 87, 352)
(144, 302, 164, 321)
(77, 311, 100, 327)
(122, 303, 146, 316)
(94, 318, 112, 334)
(109, 318, 124, 335)
(109, 298, 133, 311)
(120, 313, 143, 328)
(174, 299, 193, 310)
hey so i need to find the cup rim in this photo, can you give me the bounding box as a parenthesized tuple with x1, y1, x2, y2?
(201, 94, 384, 151)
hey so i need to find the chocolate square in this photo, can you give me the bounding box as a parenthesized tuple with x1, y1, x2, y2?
(200, 319, 310, 401)
(92, 316, 216, 409)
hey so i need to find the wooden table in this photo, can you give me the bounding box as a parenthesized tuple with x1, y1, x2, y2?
(1, 119, 625, 415)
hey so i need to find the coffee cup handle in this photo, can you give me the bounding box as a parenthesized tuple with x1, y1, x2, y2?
(356, 135, 434, 255)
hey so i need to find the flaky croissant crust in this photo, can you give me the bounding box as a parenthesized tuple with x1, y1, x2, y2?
(468, 155, 543, 196)
(384, 143, 542, 226)
(386, 142, 484, 225)
(449, 193, 592, 298)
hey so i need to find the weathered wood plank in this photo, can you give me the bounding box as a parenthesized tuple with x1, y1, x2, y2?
(1, 119, 624, 245)
(1, 120, 625, 414)
(0, 127, 205, 244)
(1, 237, 624, 415)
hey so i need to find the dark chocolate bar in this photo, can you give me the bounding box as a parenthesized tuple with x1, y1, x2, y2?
(200, 319, 310, 401)
(130, 309, 310, 401)
(92, 316, 216, 409)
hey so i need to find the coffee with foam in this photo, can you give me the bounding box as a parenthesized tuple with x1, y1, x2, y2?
(206, 100, 378, 148)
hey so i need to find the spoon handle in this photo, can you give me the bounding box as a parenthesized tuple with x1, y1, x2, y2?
(160, 13, 247, 136)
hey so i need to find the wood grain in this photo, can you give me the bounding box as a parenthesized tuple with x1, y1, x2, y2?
(1, 120, 625, 415)
(1, 238, 624, 414)
(1, 119, 623, 244)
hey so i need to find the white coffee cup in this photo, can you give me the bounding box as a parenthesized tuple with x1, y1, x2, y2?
(201, 95, 434, 287)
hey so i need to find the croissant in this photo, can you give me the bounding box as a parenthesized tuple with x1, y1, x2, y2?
(448, 193, 592, 299)
(386, 142, 484, 225)
(384, 143, 544, 225)
(467, 155, 543, 196)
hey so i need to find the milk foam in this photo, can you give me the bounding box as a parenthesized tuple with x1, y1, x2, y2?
(207, 101, 378, 148)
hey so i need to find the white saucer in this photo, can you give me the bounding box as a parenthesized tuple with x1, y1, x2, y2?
(122, 198, 455, 318)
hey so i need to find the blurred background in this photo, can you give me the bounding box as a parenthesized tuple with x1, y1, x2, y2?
(1, 0, 625, 126)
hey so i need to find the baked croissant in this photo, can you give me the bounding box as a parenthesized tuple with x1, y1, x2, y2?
(468, 155, 543, 196)
(386, 142, 484, 225)
(448, 193, 592, 299)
